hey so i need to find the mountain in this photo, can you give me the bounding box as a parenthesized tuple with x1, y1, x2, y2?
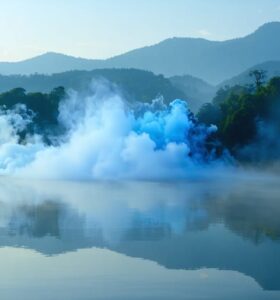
(0, 52, 102, 75)
(169, 75, 216, 112)
(218, 60, 280, 88)
(1, 23, 280, 84)
(103, 22, 280, 84)
(0, 68, 186, 104)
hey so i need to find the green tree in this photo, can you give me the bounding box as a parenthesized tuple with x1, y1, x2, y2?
(249, 69, 266, 89)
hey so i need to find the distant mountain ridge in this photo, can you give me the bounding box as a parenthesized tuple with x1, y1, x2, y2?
(1, 22, 280, 84)
(0, 52, 102, 75)
(219, 60, 280, 88)
(170, 75, 216, 112)
(169, 59, 280, 110)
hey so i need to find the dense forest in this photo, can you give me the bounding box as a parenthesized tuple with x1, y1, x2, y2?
(197, 74, 280, 162)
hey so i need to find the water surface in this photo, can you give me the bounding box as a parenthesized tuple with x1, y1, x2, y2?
(0, 176, 279, 300)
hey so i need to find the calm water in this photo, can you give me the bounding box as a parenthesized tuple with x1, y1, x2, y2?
(0, 176, 279, 300)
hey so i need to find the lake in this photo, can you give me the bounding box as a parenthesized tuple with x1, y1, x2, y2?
(0, 175, 279, 300)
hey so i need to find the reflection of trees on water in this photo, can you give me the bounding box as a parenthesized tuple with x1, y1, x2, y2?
(9, 201, 63, 238)
(204, 187, 280, 243)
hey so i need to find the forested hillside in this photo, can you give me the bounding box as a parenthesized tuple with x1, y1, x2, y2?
(0, 69, 186, 104)
(197, 76, 280, 162)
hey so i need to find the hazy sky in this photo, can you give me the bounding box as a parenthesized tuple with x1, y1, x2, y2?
(0, 0, 280, 61)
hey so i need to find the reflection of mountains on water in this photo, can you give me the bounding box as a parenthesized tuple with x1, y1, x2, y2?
(0, 178, 279, 290)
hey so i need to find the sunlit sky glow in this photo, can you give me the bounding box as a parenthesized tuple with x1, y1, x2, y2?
(0, 0, 280, 61)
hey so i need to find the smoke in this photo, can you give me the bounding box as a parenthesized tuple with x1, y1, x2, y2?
(0, 104, 33, 144)
(0, 80, 230, 180)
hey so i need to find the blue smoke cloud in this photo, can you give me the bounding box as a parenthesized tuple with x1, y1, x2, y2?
(0, 81, 230, 180)
(135, 99, 218, 162)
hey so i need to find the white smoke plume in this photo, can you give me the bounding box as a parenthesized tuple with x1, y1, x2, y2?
(0, 80, 230, 180)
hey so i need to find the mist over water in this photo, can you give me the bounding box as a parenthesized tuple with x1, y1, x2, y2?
(0, 81, 231, 180)
(0, 177, 280, 300)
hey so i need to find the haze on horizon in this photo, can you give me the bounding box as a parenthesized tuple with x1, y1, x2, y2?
(1, 0, 280, 62)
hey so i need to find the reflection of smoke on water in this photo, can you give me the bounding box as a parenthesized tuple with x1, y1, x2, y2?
(8, 200, 86, 238)
(0, 179, 206, 245)
(0, 176, 279, 247)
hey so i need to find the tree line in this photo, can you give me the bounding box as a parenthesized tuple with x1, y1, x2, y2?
(197, 72, 280, 162)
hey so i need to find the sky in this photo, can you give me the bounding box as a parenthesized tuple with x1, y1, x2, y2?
(0, 0, 280, 61)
